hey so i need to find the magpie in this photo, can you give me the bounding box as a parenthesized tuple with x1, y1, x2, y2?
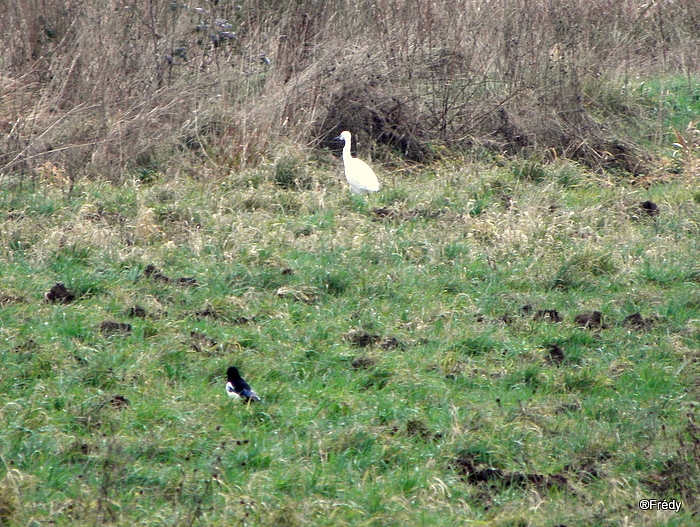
(225, 367, 261, 402)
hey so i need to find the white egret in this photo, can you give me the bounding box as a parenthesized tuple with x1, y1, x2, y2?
(334, 131, 380, 194)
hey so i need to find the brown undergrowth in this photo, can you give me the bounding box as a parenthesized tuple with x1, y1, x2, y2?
(1, 1, 699, 183)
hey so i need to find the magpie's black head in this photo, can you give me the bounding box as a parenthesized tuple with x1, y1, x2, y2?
(227, 366, 241, 381)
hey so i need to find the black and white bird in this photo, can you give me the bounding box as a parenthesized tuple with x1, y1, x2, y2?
(225, 366, 260, 402)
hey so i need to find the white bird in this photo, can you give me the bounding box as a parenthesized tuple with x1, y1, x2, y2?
(334, 131, 380, 194)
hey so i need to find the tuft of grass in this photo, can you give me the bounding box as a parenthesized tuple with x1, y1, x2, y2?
(272, 156, 314, 191)
(510, 159, 548, 183)
(550, 249, 618, 291)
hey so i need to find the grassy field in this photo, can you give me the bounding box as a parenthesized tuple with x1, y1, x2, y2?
(2, 1, 700, 524)
(1, 138, 700, 525)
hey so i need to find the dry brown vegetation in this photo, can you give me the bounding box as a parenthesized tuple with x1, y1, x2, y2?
(2, 0, 699, 182)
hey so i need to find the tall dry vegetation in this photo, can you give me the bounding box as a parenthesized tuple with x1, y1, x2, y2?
(1, 0, 699, 182)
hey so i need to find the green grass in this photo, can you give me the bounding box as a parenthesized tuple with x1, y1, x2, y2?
(594, 75, 700, 159)
(1, 154, 700, 526)
(636, 76, 700, 131)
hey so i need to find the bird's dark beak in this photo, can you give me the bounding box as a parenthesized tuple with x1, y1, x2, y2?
(333, 135, 343, 141)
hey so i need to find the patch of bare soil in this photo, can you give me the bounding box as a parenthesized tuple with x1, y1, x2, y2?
(109, 395, 130, 410)
(622, 312, 658, 331)
(100, 321, 132, 336)
(144, 264, 198, 286)
(44, 283, 76, 304)
(640, 200, 659, 217)
(371, 206, 448, 222)
(545, 343, 565, 366)
(0, 292, 25, 305)
(451, 453, 569, 491)
(574, 311, 607, 329)
(351, 356, 376, 369)
(127, 305, 148, 318)
(345, 330, 381, 348)
(533, 309, 562, 323)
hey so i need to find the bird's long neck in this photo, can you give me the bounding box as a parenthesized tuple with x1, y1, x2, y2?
(342, 138, 353, 164)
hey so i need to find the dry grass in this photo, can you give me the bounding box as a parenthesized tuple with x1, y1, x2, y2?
(1, 0, 699, 183)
